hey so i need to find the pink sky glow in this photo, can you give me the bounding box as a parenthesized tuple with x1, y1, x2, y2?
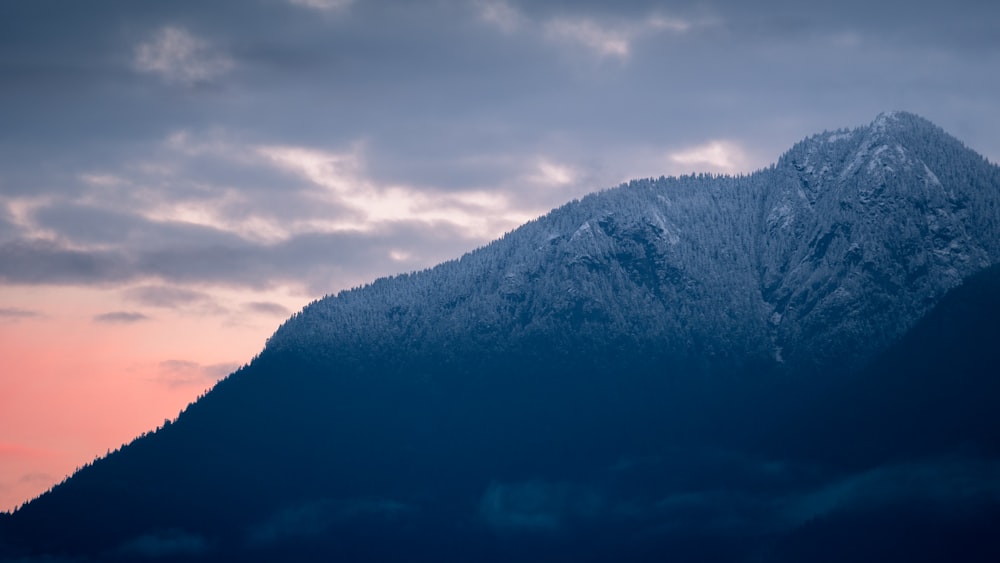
(0, 285, 303, 512)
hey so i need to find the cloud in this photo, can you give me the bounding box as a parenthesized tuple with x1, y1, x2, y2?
(0, 127, 555, 295)
(829, 30, 864, 48)
(18, 472, 54, 485)
(531, 159, 577, 187)
(476, 4, 697, 61)
(0, 220, 483, 295)
(0, 206, 19, 239)
(0, 443, 51, 460)
(2, 2, 999, 298)
(244, 301, 291, 316)
(78, 173, 127, 188)
(477, 0, 524, 33)
(134, 26, 233, 85)
(545, 18, 632, 58)
(0, 307, 42, 320)
(474, 452, 1000, 544)
(156, 360, 239, 388)
(247, 497, 413, 546)
(669, 140, 750, 172)
(124, 285, 214, 308)
(543, 11, 694, 60)
(93, 311, 150, 324)
(287, 0, 354, 11)
(114, 529, 209, 559)
(645, 14, 693, 33)
(645, 489, 774, 536)
(636, 455, 1000, 536)
(0, 239, 129, 285)
(30, 203, 167, 246)
(257, 143, 535, 238)
(781, 456, 1000, 525)
(479, 480, 603, 532)
(129, 223, 483, 294)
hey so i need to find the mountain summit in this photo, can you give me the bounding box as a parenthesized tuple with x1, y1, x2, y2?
(268, 111, 1000, 370)
(2, 112, 999, 562)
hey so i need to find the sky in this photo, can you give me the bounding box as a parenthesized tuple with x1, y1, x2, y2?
(1, 0, 999, 512)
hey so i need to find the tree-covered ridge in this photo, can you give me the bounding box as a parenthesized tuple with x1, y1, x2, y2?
(3, 112, 1000, 563)
(266, 112, 1000, 371)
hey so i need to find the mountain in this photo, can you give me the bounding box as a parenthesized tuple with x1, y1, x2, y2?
(2, 112, 999, 562)
(266, 112, 999, 371)
(766, 262, 1000, 563)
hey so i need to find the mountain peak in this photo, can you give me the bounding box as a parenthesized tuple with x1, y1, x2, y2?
(263, 113, 1000, 373)
(758, 112, 999, 365)
(871, 109, 912, 129)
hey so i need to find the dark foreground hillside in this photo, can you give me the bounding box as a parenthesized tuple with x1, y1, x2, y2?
(2, 266, 998, 562)
(765, 264, 1000, 562)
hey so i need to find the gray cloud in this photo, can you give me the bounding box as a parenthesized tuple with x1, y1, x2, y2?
(0, 307, 42, 320)
(0, 0, 998, 302)
(157, 360, 240, 388)
(93, 311, 151, 324)
(18, 472, 54, 485)
(0, 239, 130, 286)
(0, 207, 16, 239)
(124, 285, 214, 308)
(133, 26, 234, 85)
(286, 0, 355, 12)
(2, 1, 997, 161)
(244, 301, 291, 316)
(30, 202, 251, 249)
(0, 237, 137, 287)
(0, 220, 481, 295)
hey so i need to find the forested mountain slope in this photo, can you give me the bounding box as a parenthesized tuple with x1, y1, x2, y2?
(1, 112, 999, 562)
(267, 112, 1000, 371)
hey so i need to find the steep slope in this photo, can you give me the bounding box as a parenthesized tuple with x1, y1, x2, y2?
(1, 112, 999, 562)
(759, 112, 999, 365)
(766, 263, 1000, 563)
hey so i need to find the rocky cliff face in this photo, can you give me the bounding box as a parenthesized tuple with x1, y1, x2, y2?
(759, 111, 998, 366)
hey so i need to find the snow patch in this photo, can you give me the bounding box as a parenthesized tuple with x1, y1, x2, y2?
(767, 203, 795, 230)
(825, 131, 854, 143)
(571, 221, 593, 242)
(647, 208, 680, 245)
(922, 163, 942, 188)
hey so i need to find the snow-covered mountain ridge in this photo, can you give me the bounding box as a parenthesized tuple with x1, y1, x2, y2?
(267, 112, 1000, 372)
(5, 112, 1000, 563)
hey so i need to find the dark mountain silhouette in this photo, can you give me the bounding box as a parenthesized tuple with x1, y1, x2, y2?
(766, 263, 1000, 563)
(1, 112, 999, 562)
